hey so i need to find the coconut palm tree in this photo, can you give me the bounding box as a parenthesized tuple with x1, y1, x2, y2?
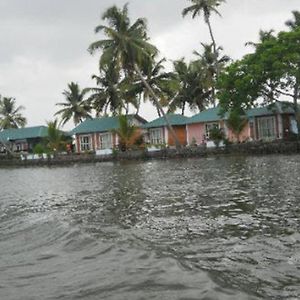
(85, 63, 124, 117)
(182, 0, 225, 54)
(0, 96, 27, 130)
(129, 56, 178, 117)
(193, 43, 230, 106)
(168, 58, 210, 115)
(113, 115, 142, 151)
(88, 4, 181, 147)
(45, 119, 68, 153)
(55, 82, 91, 126)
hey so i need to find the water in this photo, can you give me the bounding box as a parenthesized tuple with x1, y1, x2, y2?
(0, 155, 300, 300)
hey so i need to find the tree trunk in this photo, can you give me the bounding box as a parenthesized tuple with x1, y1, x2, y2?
(293, 79, 300, 135)
(206, 16, 218, 108)
(134, 64, 181, 148)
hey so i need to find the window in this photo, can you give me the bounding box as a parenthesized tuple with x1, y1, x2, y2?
(100, 133, 113, 149)
(149, 128, 163, 145)
(257, 116, 276, 140)
(205, 123, 219, 139)
(80, 135, 91, 151)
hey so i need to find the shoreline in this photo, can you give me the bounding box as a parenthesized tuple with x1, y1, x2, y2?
(0, 140, 300, 168)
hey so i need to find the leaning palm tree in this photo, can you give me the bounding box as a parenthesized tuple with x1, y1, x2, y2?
(129, 56, 178, 117)
(88, 4, 181, 148)
(0, 96, 27, 130)
(55, 82, 92, 126)
(182, 0, 225, 54)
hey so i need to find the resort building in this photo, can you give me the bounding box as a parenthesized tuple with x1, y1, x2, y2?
(186, 102, 297, 145)
(143, 114, 189, 147)
(71, 115, 147, 154)
(0, 126, 49, 153)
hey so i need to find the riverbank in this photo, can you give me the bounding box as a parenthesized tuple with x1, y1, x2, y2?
(1, 140, 300, 167)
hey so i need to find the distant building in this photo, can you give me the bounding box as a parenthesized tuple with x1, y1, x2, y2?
(0, 126, 49, 153)
(71, 115, 147, 153)
(186, 102, 297, 145)
(142, 114, 189, 147)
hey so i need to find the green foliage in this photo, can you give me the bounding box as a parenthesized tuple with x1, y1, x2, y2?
(44, 120, 68, 153)
(226, 109, 248, 142)
(218, 12, 300, 131)
(33, 143, 47, 155)
(55, 82, 91, 126)
(113, 115, 143, 151)
(209, 127, 224, 147)
(0, 96, 27, 130)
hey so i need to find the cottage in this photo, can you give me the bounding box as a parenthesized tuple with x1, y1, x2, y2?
(71, 115, 147, 154)
(0, 126, 49, 153)
(143, 114, 188, 147)
(186, 102, 297, 146)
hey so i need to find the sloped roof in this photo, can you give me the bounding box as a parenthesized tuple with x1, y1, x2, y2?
(187, 102, 296, 125)
(71, 115, 147, 135)
(0, 126, 48, 142)
(143, 114, 188, 129)
(246, 102, 295, 117)
(187, 107, 225, 124)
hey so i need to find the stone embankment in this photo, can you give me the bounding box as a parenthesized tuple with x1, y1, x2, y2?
(0, 140, 300, 167)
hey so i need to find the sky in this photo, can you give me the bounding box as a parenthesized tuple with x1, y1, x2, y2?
(0, 0, 299, 130)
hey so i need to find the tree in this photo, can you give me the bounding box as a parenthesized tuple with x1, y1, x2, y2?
(168, 58, 209, 114)
(88, 4, 181, 148)
(129, 56, 178, 116)
(285, 10, 300, 30)
(226, 109, 248, 143)
(193, 43, 230, 106)
(55, 82, 91, 126)
(45, 120, 68, 153)
(218, 24, 300, 130)
(182, 0, 225, 55)
(113, 115, 143, 151)
(85, 64, 124, 117)
(0, 96, 27, 130)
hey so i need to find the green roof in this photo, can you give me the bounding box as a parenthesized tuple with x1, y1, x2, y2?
(71, 115, 147, 135)
(187, 107, 225, 124)
(143, 114, 188, 129)
(187, 102, 296, 124)
(0, 126, 48, 142)
(246, 102, 295, 117)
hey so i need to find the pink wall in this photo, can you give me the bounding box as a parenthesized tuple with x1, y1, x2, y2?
(187, 123, 206, 145)
(226, 123, 251, 143)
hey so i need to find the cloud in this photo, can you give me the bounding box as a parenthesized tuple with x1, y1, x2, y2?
(0, 0, 299, 128)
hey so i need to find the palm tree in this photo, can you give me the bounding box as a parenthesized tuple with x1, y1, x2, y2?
(193, 43, 230, 106)
(55, 82, 91, 126)
(182, 0, 225, 54)
(245, 30, 275, 48)
(114, 115, 142, 151)
(285, 11, 300, 30)
(88, 4, 181, 148)
(45, 119, 67, 153)
(85, 64, 124, 117)
(0, 96, 27, 130)
(129, 56, 178, 117)
(168, 59, 209, 115)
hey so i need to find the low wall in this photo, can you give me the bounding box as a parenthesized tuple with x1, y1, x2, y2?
(1, 140, 300, 167)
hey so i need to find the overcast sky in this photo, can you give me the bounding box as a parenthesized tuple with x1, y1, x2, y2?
(0, 0, 299, 129)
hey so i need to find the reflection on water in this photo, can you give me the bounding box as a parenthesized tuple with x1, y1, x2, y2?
(0, 155, 300, 299)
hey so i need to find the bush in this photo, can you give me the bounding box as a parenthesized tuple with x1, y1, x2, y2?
(209, 127, 225, 147)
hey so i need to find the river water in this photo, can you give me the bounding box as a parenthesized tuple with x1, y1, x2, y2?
(0, 155, 300, 299)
